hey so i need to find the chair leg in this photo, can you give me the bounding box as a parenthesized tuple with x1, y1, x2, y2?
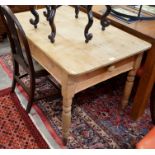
(11, 77, 16, 93)
(150, 85, 155, 124)
(11, 61, 19, 93)
(26, 97, 34, 113)
(26, 87, 35, 113)
(26, 76, 35, 113)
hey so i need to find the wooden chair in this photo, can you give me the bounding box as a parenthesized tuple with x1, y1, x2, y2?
(0, 5, 60, 113)
(150, 84, 155, 124)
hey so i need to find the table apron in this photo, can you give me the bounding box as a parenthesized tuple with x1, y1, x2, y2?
(29, 39, 140, 96)
(74, 56, 136, 93)
(29, 41, 64, 84)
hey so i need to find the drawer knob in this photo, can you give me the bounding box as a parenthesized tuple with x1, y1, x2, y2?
(107, 65, 115, 72)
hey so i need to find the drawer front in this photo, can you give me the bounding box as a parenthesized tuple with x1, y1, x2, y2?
(75, 56, 136, 93)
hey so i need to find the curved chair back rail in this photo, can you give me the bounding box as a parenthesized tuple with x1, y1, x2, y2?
(0, 5, 60, 113)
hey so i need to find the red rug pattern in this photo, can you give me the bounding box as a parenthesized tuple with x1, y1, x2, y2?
(0, 53, 154, 148)
(0, 88, 49, 149)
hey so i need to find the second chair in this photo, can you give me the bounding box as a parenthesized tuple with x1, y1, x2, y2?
(0, 5, 60, 113)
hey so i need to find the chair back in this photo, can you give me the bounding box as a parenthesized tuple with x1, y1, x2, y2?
(0, 5, 35, 75)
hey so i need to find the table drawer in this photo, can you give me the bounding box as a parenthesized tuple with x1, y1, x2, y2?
(75, 56, 136, 93)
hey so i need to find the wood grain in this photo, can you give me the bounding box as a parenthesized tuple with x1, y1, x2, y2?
(16, 6, 151, 76)
(15, 6, 151, 142)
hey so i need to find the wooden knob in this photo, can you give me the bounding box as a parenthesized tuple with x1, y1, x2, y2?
(107, 65, 115, 72)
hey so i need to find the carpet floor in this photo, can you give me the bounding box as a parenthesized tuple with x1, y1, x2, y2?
(0, 53, 153, 149)
(0, 87, 49, 149)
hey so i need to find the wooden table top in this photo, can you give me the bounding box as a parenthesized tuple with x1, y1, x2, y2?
(16, 6, 151, 76)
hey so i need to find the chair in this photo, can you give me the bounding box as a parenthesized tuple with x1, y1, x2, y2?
(0, 5, 60, 113)
(150, 84, 155, 124)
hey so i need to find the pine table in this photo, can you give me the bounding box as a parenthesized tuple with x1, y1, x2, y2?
(16, 6, 151, 143)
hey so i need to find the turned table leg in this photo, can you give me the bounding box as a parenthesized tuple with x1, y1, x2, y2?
(61, 75, 76, 144)
(121, 54, 143, 109)
(121, 70, 136, 109)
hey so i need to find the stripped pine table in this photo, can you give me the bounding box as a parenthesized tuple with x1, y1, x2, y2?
(16, 6, 151, 144)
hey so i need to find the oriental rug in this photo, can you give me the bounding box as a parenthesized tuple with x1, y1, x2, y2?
(0, 53, 153, 149)
(0, 87, 49, 149)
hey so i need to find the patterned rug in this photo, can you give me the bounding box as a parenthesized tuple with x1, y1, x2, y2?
(0, 53, 153, 149)
(0, 87, 49, 149)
